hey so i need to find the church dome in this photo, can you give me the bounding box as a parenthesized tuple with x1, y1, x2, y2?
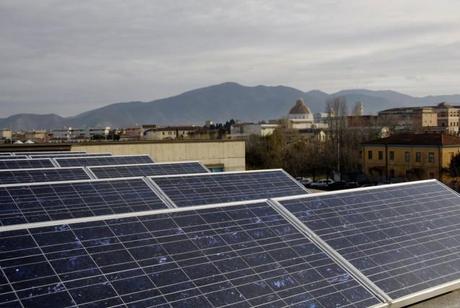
(289, 99, 312, 114)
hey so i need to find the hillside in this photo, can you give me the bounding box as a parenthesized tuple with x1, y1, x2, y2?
(1, 82, 459, 130)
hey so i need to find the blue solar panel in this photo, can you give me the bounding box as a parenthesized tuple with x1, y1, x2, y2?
(0, 167, 91, 185)
(55, 155, 154, 167)
(0, 202, 382, 307)
(151, 170, 309, 207)
(0, 155, 28, 159)
(89, 162, 209, 179)
(0, 178, 168, 226)
(279, 180, 460, 300)
(29, 153, 112, 159)
(0, 159, 55, 170)
(12, 151, 86, 156)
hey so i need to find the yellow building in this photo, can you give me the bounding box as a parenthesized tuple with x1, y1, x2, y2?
(362, 133, 460, 182)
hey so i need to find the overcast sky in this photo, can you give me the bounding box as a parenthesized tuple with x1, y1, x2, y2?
(1, 0, 459, 117)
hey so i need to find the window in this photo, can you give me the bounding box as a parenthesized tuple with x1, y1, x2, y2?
(368, 150, 373, 160)
(389, 151, 395, 161)
(378, 151, 383, 160)
(428, 152, 435, 163)
(415, 152, 421, 162)
(405, 152, 410, 162)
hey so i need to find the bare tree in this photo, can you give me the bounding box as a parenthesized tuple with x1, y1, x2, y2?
(325, 96, 348, 180)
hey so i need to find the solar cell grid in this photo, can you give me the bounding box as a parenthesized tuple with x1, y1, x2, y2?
(89, 162, 209, 179)
(0, 167, 90, 185)
(151, 170, 309, 208)
(0, 159, 55, 170)
(29, 153, 112, 159)
(0, 155, 28, 159)
(55, 155, 154, 167)
(279, 180, 460, 301)
(13, 151, 86, 155)
(0, 202, 382, 308)
(0, 178, 168, 226)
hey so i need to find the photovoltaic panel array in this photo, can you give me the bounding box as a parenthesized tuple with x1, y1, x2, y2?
(0, 159, 55, 170)
(55, 155, 154, 167)
(0, 155, 28, 159)
(0, 178, 168, 226)
(0, 167, 90, 185)
(279, 180, 460, 300)
(151, 170, 309, 208)
(0, 202, 382, 308)
(89, 162, 209, 179)
(29, 153, 112, 159)
(13, 151, 86, 155)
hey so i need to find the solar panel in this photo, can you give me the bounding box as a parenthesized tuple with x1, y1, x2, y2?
(89, 162, 209, 179)
(150, 170, 309, 208)
(29, 153, 112, 159)
(0, 155, 28, 159)
(0, 167, 91, 185)
(13, 151, 86, 155)
(55, 155, 154, 167)
(0, 178, 168, 226)
(278, 180, 460, 302)
(0, 202, 383, 307)
(0, 158, 55, 170)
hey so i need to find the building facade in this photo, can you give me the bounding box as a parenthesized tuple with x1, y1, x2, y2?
(71, 139, 245, 171)
(362, 133, 460, 182)
(378, 102, 459, 134)
(287, 99, 315, 129)
(229, 123, 279, 138)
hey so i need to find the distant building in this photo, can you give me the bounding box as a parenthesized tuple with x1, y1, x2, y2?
(230, 123, 279, 138)
(0, 129, 12, 142)
(362, 132, 460, 182)
(119, 127, 142, 141)
(142, 125, 224, 140)
(287, 99, 315, 129)
(352, 101, 364, 116)
(297, 128, 327, 142)
(378, 102, 459, 134)
(143, 126, 198, 140)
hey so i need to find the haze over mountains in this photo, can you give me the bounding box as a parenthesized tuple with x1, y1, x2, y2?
(1, 82, 460, 130)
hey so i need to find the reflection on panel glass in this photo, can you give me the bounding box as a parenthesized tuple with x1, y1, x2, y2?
(0, 178, 167, 226)
(281, 181, 460, 299)
(0, 203, 381, 307)
(152, 170, 308, 207)
(90, 162, 208, 179)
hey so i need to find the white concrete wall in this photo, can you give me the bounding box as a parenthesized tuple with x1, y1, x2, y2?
(71, 140, 246, 171)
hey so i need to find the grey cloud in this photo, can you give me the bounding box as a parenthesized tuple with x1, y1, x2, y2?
(0, 0, 459, 117)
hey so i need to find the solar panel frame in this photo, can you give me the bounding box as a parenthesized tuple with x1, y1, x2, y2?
(0, 158, 56, 169)
(29, 153, 113, 159)
(54, 154, 155, 167)
(0, 155, 29, 159)
(149, 169, 311, 208)
(274, 179, 460, 307)
(88, 161, 210, 179)
(0, 167, 92, 185)
(12, 151, 86, 155)
(0, 199, 385, 308)
(0, 176, 170, 227)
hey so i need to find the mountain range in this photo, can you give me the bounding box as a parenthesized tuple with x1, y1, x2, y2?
(1, 82, 460, 130)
